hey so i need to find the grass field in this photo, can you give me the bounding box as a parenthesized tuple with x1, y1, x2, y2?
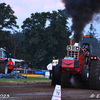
(0, 77, 51, 82)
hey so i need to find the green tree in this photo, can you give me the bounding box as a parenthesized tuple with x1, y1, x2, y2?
(0, 3, 18, 30)
(21, 12, 47, 68)
(21, 10, 71, 69)
(8, 31, 25, 59)
(0, 30, 11, 48)
(45, 10, 71, 59)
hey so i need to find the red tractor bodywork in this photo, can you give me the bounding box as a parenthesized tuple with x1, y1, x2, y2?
(61, 46, 85, 74)
(0, 58, 7, 61)
(60, 36, 100, 74)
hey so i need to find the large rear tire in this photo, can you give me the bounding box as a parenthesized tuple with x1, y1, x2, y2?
(89, 60, 100, 90)
(61, 71, 72, 88)
(0, 62, 8, 74)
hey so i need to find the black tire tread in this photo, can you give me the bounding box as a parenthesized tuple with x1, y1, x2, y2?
(89, 60, 100, 90)
(51, 66, 61, 86)
(61, 72, 72, 88)
(81, 66, 88, 81)
(0, 62, 7, 74)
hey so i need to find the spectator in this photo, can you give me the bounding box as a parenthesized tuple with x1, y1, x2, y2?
(47, 62, 53, 79)
(7, 59, 14, 73)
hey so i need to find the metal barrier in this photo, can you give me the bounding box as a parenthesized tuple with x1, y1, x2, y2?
(13, 69, 35, 74)
(13, 69, 50, 78)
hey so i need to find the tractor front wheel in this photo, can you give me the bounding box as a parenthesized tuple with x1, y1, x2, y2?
(51, 65, 61, 86)
(61, 71, 72, 88)
(81, 66, 89, 81)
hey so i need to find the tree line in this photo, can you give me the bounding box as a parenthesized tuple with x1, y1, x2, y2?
(0, 3, 71, 69)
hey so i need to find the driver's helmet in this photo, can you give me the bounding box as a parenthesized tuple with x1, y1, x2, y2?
(85, 45, 88, 48)
(82, 45, 88, 49)
(82, 45, 85, 49)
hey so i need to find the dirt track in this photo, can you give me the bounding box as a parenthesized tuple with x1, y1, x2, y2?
(0, 82, 100, 100)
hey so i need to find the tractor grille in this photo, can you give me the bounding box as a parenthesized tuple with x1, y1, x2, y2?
(68, 51, 78, 60)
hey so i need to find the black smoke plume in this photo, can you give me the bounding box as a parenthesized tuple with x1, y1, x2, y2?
(62, 0, 100, 43)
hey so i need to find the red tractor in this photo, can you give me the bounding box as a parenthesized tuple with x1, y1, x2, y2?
(52, 36, 100, 90)
(0, 48, 8, 74)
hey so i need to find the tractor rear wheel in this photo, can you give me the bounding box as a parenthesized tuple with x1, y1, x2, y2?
(61, 71, 72, 88)
(0, 62, 8, 74)
(89, 60, 100, 90)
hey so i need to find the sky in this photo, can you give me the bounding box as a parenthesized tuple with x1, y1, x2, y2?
(1, 0, 64, 30)
(1, 0, 100, 37)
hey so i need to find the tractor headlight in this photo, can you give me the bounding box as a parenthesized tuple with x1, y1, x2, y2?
(76, 46, 79, 50)
(67, 46, 71, 50)
(91, 57, 93, 59)
(94, 57, 97, 59)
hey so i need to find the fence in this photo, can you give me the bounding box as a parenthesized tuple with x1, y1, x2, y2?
(13, 69, 50, 78)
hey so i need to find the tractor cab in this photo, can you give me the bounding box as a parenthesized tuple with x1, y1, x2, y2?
(0, 48, 7, 58)
(0, 48, 8, 74)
